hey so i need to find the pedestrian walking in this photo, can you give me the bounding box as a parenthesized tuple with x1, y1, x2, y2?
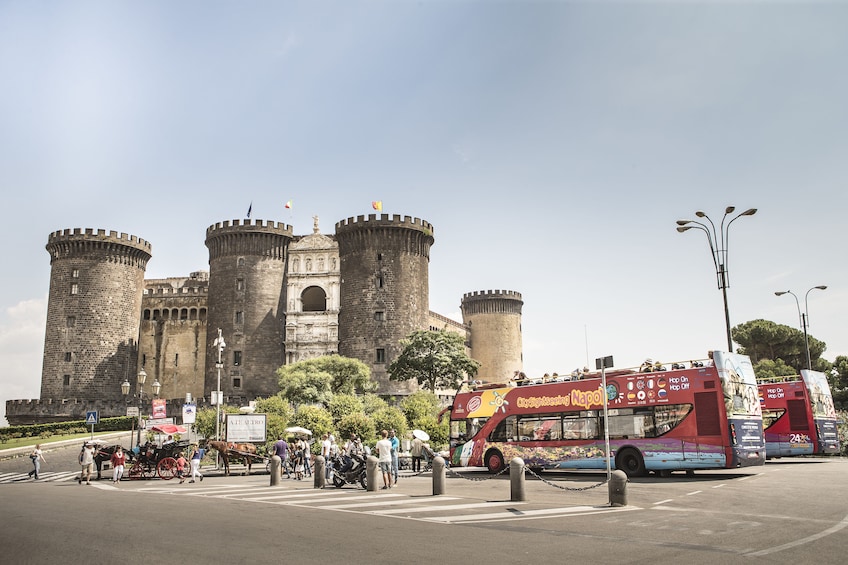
(28, 444, 46, 480)
(176, 452, 188, 484)
(189, 444, 205, 483)
(411, 435, 424, 472)
(109, 446, 126, 483)
(389, 429, 399, 484)
(320, 433, 332, 480)
(375, 430, 393, 489)
(271, 435, 290, 479)
(78, 442, 96, 485)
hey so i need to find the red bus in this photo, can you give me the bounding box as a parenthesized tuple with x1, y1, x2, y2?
(448, 351, 765, 477)
(758, 369, 841, 458)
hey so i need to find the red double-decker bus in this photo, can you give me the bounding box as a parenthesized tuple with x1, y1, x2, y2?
(758, 369, 841, 458)
(448, 351, 765, 477)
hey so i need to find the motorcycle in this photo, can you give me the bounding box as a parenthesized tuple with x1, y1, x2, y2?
(329, 453, 368, 489)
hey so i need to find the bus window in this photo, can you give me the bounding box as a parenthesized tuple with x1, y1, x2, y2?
(489, 416, 516, 442)
(653, 404, 693, 435)
(761, 408, 785, 429)
(563, 412, 599, 440)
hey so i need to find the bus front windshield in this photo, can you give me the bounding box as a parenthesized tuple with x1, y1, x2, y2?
(450, 417, 488, 447)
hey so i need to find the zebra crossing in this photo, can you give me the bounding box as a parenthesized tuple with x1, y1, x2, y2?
(0, 470, 81, 484)
(135, 483, 635, 524)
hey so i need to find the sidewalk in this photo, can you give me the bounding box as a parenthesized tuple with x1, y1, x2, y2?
(0, 431, 132, 461)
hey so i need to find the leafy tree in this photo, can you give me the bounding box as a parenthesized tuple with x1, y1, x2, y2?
(328, 394, 364, 426)
(276, 355, 376, 407)
(370, 407, 407, 439)
(733, 319, 827, 371)
(253, 395, 294, 419)
(336, 412, 375, 449)
(411, 415, 449, 449)
(290, 405, 334, 453)
(276, 365, 333, 407)
(830, 356, 848, 410)
(400, 390, 441, 426)
(388, 330, 480, 392)
(752, 358, 798, 381)
(194, 407, 218, 440)
(361, 393, 388, 415)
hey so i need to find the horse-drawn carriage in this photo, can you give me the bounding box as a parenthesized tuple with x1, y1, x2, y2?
(127, 440, 189, 480)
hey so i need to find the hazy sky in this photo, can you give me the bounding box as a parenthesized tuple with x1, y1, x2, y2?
(2, 1, 847, 425)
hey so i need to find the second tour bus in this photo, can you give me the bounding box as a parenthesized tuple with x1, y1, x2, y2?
(758, 369, 841, 458)
(449, 351, 765, 477)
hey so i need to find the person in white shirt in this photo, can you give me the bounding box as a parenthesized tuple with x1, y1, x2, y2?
(375, 430, 393, 489)
(321, 433, 332, 479)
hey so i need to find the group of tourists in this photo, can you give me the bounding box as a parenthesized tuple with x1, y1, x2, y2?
(270, 435, 313, 479)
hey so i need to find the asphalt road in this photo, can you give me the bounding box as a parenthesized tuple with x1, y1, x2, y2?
(1, 441, 846, 564)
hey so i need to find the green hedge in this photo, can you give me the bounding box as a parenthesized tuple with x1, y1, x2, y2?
(0, 416, 133, 443)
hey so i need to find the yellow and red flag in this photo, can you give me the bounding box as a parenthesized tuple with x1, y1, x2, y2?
(372, 200, 382, 211)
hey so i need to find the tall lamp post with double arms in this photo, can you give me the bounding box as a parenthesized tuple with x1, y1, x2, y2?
(676, 206, 757, 352)
(121, 368, 161, 447)
(775, 286, 827, 370)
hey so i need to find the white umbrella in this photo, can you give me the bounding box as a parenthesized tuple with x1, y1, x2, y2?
(284, 426, 312, 436)
(412, 429, 430, 441)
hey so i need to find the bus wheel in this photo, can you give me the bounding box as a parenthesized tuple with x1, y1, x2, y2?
(485, 450, 505, 473)
(616, 448, 646, 478)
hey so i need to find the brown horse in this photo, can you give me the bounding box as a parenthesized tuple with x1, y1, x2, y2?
(205, 440, 257, 476)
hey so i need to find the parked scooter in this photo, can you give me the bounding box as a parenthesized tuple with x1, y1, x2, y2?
(329, 453, 367, 489)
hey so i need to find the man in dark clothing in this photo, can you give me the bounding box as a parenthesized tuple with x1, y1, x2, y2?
(272, 436, 290, 478)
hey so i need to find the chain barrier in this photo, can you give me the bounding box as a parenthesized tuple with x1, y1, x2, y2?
(445, 464, 511, 482)
(401, 459, 611, 491)
(523, 465, 609, 491)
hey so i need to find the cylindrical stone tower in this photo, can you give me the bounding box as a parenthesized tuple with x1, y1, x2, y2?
(335, 214, 435, 394)
(41, 228, 151, 402)
(461, 290, 524, 384)
(205, 219, 293, 400)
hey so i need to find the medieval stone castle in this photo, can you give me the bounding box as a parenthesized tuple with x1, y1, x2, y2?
(6, 213, 524, 425)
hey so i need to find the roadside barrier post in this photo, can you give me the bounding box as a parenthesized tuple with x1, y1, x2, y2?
(270, 455, 281, 486)
(432, 455, 446, 495)
(366, 455, 379, 492)
(313, 455, 325, 489)
(609, 469, 628, 506)
(510, 457, 526, 502)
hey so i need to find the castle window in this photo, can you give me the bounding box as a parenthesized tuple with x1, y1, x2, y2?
(238, 257, 245, 267)
(374, 311, 385, 322)
(232, 377, 242, 389)
(233, 351, 242, 366)
(235, 311, 244, 324)
(376, 348, 386, 363)
(70, 283, 78, 295)
(180, 308, 188, 320)
(376, 275, 384, 289)
(63, 374, 70, 386)
(377, 253, 382, 261)
(236, 278, 244, 291)
(66, 316, 76, 328)
(64, 352, 72, 362)
(72, 269, 79, 278)
(142, 354, 147, 366)
(174, 353, 179, 367)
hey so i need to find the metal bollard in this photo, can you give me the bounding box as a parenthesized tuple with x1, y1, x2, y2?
(510, 457, 526, 502)
(269, 455, 281, 486)
(366, 455, 379, 491)
(432, 456, 446, 495)
(313, 455, 325, 488)
(608, 469, 628, 506)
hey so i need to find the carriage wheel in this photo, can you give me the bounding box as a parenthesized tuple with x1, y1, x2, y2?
(143, 462, 157, 479)
(157, 457, 178, 480)
(127, 461, 145, 480)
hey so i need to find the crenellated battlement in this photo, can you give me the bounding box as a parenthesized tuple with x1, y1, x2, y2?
(335, 213, 434, 235)
(205, 218, 293, 237)
(462, 289, 523, 301)
(46, 228, 152, 257)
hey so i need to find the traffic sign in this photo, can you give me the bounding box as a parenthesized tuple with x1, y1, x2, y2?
(85, 410, 99, 425)
(126, 406, 139, 417)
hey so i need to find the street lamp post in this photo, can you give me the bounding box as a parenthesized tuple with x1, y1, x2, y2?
(212, 328, 226, 441)
(121, 368, 161, 447)
(676, 206, 757, 352)
(775, 286, 827, 370)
